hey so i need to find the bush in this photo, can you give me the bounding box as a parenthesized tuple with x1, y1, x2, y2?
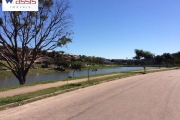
(56, 61, 70, 68)
(41, 64, 48, 68)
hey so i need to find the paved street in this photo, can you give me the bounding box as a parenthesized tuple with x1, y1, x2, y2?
(0, 70, 180, 120)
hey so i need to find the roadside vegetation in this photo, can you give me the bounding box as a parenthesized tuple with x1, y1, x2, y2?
(0, 67, 178, 110)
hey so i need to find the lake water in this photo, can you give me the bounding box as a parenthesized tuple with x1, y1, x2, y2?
(0, 67, 157, 88)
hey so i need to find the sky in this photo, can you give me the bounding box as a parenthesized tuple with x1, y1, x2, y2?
(1, 0, 180, 59)
(59, 0, 180, 59)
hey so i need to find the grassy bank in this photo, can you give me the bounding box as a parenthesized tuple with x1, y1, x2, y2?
(0, 67, 179, 110)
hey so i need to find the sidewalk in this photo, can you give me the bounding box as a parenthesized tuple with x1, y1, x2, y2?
(0, 73, 121, 98)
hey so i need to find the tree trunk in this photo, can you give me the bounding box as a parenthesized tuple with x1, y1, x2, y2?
(143, 65, 146, 73)
(19, 77, 26, 85)
(17, 72, 26, 85)
(12, 69, 27, 85)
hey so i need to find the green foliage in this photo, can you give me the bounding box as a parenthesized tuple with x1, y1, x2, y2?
(172, 52, 180, 66)
(172, 52, 180, 60)
(162, 53, 174, 60)
(134, 49, 154, 60)
(57, 61, 70, 68)
(155, 55, 164, 67)
(162, 53, 174, 67)
(58, 36, 72, 47)
(71, 61, 84, 77)
(134, 49, 144, 59)
(71, 62, 84, 70)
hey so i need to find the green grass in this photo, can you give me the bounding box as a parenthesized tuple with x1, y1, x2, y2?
(0, 83, 82, 106)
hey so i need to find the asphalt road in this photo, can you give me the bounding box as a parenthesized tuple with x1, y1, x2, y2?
(0, 70, 180, 120)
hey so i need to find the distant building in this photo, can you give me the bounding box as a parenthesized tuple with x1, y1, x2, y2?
(102, 58, 113, 64)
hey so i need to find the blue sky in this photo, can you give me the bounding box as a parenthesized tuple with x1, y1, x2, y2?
(59, 0, 180, 59)
(1, 0, 180, 59)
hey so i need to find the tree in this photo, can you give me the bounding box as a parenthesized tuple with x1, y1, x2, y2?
(0, 0, 72, 85)
(57, 60, 70, 68)
(172, 52, 180, 67)
(133, 49, 154, 72)
(155, 55, 164, 68)
(42, 60, 53, 68)
(86, 56, 93, 64)
(162, 53, 174, 67)
(71, 62, 84, 77)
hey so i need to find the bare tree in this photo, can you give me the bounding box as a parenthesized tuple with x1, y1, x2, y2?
(0, 0, 72, 85)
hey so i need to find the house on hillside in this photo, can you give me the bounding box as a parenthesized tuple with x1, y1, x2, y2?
(34, 56, 53, 64)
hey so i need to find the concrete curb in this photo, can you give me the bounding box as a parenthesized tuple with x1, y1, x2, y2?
(0, 87, 81, 111)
